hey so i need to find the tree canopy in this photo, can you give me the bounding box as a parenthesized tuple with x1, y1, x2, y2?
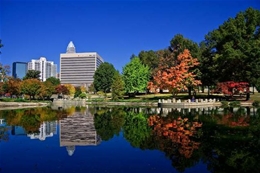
(201, 7, 260, 87)
(93, 62, 116, 93)
(20, 79, 42, 100)
(23, 70, 41, 80)
(138, 50, 159, 70)
(122, 57, 150, 94)
(111, 71, 125, 101)
(148, 49, 201, 96)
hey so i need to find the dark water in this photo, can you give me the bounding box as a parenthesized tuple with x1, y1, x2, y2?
(0, 105, 260, 173)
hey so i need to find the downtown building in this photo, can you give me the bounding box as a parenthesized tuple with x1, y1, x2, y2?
(28, 57, 57, 82)
(12, 62, 28, 79)
(60, 41, 104, 87)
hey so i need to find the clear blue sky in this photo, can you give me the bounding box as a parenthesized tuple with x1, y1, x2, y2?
(1, 0, 259, 73)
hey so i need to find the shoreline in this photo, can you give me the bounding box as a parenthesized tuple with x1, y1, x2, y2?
(0, 100, 253, 110)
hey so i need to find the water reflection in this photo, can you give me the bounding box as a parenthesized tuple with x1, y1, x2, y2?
(0, 105, 260, 173)
(60, 110, 101, 156)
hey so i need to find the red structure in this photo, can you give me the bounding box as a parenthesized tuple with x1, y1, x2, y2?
(213, 81, 250, 100)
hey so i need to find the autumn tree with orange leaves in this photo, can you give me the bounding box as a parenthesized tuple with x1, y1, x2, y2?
(148, 49, 201, 96)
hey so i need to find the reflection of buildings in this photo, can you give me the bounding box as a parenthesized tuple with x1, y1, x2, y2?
(59, 110, 101, 156)
(11, 126, 27, 135)
(27, 121, 57, 141)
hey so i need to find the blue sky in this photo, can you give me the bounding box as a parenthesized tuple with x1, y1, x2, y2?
(1, 0, 259, 73)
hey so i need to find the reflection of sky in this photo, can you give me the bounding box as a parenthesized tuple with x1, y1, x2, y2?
(0, 126, 210, 173)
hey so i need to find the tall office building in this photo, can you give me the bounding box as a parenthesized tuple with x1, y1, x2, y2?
(12, 62, 28, 79)
(60, 41, 104, 86)
(28, 57, 57, 82)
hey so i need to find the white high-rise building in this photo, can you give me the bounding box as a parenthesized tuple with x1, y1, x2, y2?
(28, 57, 57, 81)
(60, 41, 104, 86)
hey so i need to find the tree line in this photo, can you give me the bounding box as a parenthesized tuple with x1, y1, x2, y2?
(0, 7, 259, 100)
(94, 7, 260, 98)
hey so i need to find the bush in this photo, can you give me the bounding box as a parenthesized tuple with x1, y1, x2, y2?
(229, 101, 241, 107)
(79, 92, 87, 99)
(252, 100, 260, 107)
(221, 101, 229, 107)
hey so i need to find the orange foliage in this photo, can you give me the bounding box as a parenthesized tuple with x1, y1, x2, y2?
(148, 115, 202, 158)
(148, 49, 201, 94)
(217, 113, 250, 127)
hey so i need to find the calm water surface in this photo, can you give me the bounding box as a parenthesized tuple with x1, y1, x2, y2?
(0, 105, 259, 173)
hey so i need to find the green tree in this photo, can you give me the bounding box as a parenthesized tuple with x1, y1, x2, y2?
(122, 57, 150, 96)
(45, 77, 60, 86)
(93, 62, 116, 93)
(202, 7, 260, 87)
(20, 79, 42, 100)
(23, 70, 41, 80)
(138, 50, 159, 70)
(74, 86, 82, 98)
(199, 41, 219, 94)
(170, 34, 201, 59)
(111, 71, 125, 101)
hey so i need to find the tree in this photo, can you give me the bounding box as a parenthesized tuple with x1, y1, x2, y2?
(170, 34, 201, 59)
(39, 80, 56, 100)
(2, 77, 21, 98)
(138, 50, 159, 70)
(64, 84, 75, 97)
(23, 70, 41, 80)
(88, 83, 95, 93)
(20, 79, 42, 100)
(55, 84, 69, 96)
(202, 7, 260, 87)
(93, 62, 116, 93)
(111, 71, 125, 101)
(0, 64, 10, 82)
(45, 77, 60, 86)
(122, 57, 150, 96)
(149, 49, 201, 96)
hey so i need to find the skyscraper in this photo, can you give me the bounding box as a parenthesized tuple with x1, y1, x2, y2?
(60, 41, 104, 86)
(12, 62, 28, 79)
(28, 57, 57, 82)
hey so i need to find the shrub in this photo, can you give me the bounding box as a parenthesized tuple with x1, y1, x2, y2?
(229, 101, 241, 107)
(221, 101, 229, 107)
(252, 100, 260, 107)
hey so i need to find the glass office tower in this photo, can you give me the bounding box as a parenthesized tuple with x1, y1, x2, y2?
(12, 62, 28, 79)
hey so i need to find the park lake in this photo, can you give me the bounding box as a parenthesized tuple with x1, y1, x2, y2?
(0, 104, 259, 173)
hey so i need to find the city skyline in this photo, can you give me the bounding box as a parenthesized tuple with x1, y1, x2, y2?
(1, 0, 260, 73)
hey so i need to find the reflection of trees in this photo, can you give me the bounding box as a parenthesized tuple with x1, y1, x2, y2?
(0, 107, 61, 133)
(213, 107, 250, 127)
(123, 111, 151, 148)
(147, 115, 203, 172)
(94, 107, 126, 141)
(148, 115, 202, 158)
(0, 126, 10, 142)
(200, 107, 260, 173)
